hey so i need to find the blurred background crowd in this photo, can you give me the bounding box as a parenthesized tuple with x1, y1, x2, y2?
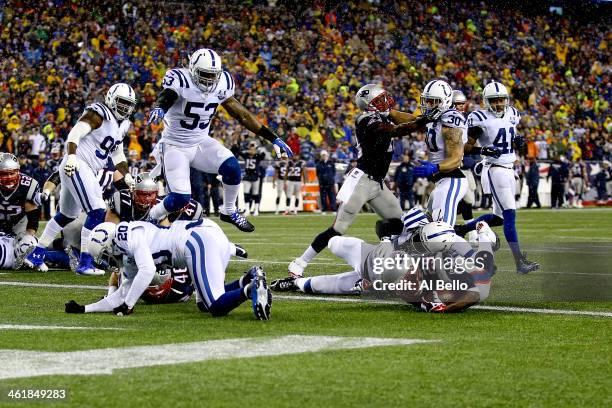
(1, 0, 610, 209)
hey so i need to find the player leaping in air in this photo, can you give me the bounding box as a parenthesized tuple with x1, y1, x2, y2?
(25, 83, 137, 275)
(456, 81, 539, 274)
(147, 48, 293, 232)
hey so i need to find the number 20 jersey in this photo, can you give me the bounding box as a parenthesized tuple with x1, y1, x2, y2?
(424, 109, 468, 165)
(467, 107, 521, 166)
(160, 68, 236, 147)
(78, 102, 130, 173)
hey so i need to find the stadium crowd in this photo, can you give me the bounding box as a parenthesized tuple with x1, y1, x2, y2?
(1, 0, 610, 206)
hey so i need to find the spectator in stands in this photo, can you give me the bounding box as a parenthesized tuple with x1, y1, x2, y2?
(394, 152, 415, 210)
(315, 150, 336, 213)
(526, 157, 541, 209)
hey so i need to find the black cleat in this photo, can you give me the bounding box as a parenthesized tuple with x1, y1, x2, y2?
(65, 300, 85, 314)
(270, 277, 298, 292)
(113, 302, 134, 316)
(516, 253, 540, 275)
(220, 211, 255, 232)
(454, 223, 469, 238)
(234, 244, 248, 259)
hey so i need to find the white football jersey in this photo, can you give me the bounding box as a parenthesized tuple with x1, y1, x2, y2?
(0, 234, 16, 269)
(424, 109, 468, 165)
(160, 68, 235, 146)
(75, 102, 130, 173)
(467, 107, 521, 166)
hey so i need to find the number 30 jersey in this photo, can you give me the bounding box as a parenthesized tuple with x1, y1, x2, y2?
(424, 109, 468, 165)
(160, 68, 235, 147)
(467, 107, 521, 166)
(78, 102, 130, 173)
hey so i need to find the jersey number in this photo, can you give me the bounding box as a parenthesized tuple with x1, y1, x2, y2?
(245, 159, 257, 170)
(288, 167, 301, 177)
(493, 127, 515, 154)
(426, 129, 439, 152)
(180, 102, 219, 130)
(96, 136, 121, 160)
(116, 225, 128, 241)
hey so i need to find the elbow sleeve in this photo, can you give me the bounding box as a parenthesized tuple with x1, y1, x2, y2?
(66, 121, 92, 146)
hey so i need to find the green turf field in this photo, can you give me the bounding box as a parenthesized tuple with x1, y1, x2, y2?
(1, 209, 611, 407)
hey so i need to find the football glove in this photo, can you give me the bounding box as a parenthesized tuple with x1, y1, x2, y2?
(424, 107, 443, 121)
(514, 134, 526, 148)
(147, 107, 165, 125)
(124, 173, 135, 191)
(65, 300, 85, 314)
(273, 137, 294, 158)
(63, 154, 79, 177)
(413, 160, 439, 178)
(481, 146, 502, 158)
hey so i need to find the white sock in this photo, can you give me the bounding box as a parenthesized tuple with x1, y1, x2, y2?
(149, 201, 169, 221)
(300, 246, 318, 263)
(124, 270, 154, 308)
(80, 227, 92, 254)
(107, 285, 118, 297)
(222, 183, 240, 214)
(85, 286, 126, 312)
(296, 271, 360, 294)
(38, 218, 64, 247)
(254, 203, 260, 212)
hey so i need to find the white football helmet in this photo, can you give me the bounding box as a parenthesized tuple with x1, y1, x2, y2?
(87, 222, 118, 263)
(482, 81, 509, 118)
(0, 153, 20, 190)
(452, 90, 467, 104)
(105, 83, 137, 120)
(420, 80, 453, 118)
(354, 84, 395, 116)
(189, 48, 223, 93)
(15, 234, 38, 259)
(405, 221, 457, 254)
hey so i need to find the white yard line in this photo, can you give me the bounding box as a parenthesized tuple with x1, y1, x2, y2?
(0, 324, 125, 331)
(0, 335, 436, 380)
(1, 281, 610, 317)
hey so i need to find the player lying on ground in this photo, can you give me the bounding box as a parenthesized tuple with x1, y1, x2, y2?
(26, 83, 137, 275)
(274, 208, 497, 313)
(288, 84, 437, 278)
(456, 81, 539, 274)
(146, 48, 293, 233)
(65, 219, 271, 319)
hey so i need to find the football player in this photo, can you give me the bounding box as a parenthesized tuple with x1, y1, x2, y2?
(0, 153, 41, 240)
(0, 233, 39, 270)
(240, 142, 265, 216)
(146, 48, 293, 232)
(65, 219, 271, 320)
(456, 81, 539, 274)
(25, 83, 137, 274)
(413, 80, 469, 226)
(288, 84, 435, 278)
(274, 208, 497, 313)
(284, 153, 306, 215)
(273, 152, 289, 214)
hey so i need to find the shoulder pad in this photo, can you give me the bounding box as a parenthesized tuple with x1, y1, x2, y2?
(23, 176, 39, 201)
(441, 109, 466, 128)
(221, 71, 235, 92)
(162, 68, 191, 90)
(467, 110, 487, 127)
(85, 103, 112, 121)
(356, 111, 382, 127)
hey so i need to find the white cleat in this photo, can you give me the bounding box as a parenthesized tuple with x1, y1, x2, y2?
(76, 268, 105, 276)
(288, 257, 307, 278)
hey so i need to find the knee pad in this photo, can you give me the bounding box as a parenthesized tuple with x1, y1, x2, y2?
(163, 192, 191, 212)
(54, 212, 75, 228)
(84, 208, 106, 230)
(218, 157, 241, 185)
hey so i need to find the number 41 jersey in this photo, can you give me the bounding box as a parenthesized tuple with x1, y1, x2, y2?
(467, 107, 521, 166)
(160, 67, 236, 147)
(78, 102, 130, 173)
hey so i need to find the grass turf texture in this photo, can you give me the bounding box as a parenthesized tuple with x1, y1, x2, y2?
(0, 209, 611, 407)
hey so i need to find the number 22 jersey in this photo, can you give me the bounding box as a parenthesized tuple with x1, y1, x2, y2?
(160, 68, 236, 147)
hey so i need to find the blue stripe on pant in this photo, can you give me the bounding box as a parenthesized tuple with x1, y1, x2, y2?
(449, 179, 463, 226)
(74, 171, 94, 211)
(69, 177, 90, 212)
(488, 175, 505, 212)
(442, 178, 455, 224)
(186, 233, 215, 307)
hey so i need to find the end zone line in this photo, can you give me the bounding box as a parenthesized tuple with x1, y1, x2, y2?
(0, 324, 126, 331)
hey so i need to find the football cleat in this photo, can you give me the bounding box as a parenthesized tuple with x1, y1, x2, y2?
(454, 223, 469, 238)
(270, 277, 298, 292)
(250, 267, 272, 320)
(24, 246, 49, 272)
(65, 246, 80, 272)
(219, 211, 255, 232)
(113, 303, 134, 316)
(516, 253, 540, 275)
(75, 252, 105, 276)
(288, 257, 307, 278)
(234, 244, 248, 259)
(241, 266, 259, 288)
(65, 300, 85, 314)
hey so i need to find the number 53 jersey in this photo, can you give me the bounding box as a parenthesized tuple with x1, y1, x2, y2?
(78, 102, 130, 173)
(467, 107, 521, 166)
(160, 67, 235, 147)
